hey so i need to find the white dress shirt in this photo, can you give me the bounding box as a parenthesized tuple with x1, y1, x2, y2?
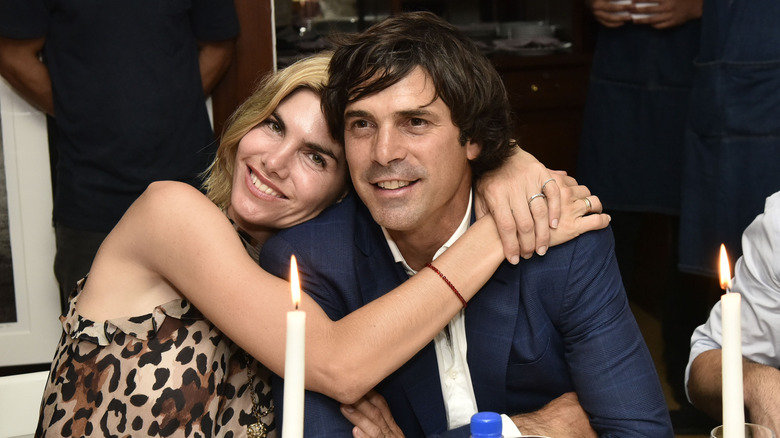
(382, 192, 523, 436)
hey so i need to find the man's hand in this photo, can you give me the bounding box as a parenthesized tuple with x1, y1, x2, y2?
(510, 392, 597, 437)
(631, 0, 703, 29)
(341, 390, 405, 438)
(586, 0, 633, 27)
(475, 147, 566, 263)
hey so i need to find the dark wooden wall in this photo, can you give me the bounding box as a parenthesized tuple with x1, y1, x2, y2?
(212, 0, 276, 139)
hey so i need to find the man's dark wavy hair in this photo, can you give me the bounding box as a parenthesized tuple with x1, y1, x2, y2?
(322, 11, 515, 177)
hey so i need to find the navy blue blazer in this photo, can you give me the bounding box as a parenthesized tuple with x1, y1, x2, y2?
(260, 192, 673, 437)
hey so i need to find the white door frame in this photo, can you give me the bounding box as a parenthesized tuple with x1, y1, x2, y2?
(0, 77, 60, 367)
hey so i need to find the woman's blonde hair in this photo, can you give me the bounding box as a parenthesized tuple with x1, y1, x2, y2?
(203, 51, 334, 209)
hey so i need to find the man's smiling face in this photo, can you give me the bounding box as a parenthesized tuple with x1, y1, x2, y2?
(343, 67, 480, 236)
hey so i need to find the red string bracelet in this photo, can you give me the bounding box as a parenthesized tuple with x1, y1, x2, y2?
(425, 262, 467, 309)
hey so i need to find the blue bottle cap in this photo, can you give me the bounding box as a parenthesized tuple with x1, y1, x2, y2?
(470, 411, 502, 436)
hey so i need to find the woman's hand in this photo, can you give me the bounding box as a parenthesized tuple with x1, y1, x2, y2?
(475, 147, 566, 263)
(475, 144, 611, 263)
(549, 180, 611, 247)
(475, 146, 606, 263)
(341, 391, 405, 438)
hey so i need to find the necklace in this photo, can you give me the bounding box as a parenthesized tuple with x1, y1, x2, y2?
(245, 353, 274, 438)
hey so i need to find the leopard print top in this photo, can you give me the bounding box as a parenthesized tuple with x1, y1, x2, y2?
(35, 280, 275, 437)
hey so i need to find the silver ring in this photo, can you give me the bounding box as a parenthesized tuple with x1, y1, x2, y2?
(528, 192, 546, 205)
(541, 178, 556, 192)
(583, 197, 592, 213)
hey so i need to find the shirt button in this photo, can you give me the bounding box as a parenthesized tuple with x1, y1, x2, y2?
(449, 370, 459, 379)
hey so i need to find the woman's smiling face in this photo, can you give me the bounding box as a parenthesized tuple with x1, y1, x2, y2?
(228, 88, 348, 241)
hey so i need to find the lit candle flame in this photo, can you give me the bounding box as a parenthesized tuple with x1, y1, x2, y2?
(291, 255, 301, 309)
(719, 244, 732, 291)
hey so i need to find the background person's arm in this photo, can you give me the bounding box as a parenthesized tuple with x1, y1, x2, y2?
(687, 350, 725, 422)
(689, 351, 780, 434)
(0, 35, 53, 114)
(744, 360, 780, 434)
(197, 39, 235, 95)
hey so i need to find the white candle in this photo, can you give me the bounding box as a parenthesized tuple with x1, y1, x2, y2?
(719, 245, 745, 438)
(282, 255, 305, 438)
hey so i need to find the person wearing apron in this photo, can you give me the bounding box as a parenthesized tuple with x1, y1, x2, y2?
(680, 0, 780, 278)
(578, 4, 706, 430)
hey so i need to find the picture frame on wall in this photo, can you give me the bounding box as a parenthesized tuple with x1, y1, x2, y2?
(0, 77, 61, 368)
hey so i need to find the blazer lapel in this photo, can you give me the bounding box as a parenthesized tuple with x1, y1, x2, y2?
(398, 344, 449, 435)
(465, 205, 520, 413)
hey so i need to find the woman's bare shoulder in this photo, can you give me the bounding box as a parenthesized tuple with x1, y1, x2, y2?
(79, 181, 231, 319)
(129, 181, 224, 225)
(139, 180, 212, 207)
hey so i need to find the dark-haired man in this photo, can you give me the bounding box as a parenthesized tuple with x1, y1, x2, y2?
(261, 11, 671, 437)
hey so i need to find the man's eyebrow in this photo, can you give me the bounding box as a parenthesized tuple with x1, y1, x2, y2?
(397, 108, 434, 118)
(344, 109, 371, 119)
(344, 108, 435, 119)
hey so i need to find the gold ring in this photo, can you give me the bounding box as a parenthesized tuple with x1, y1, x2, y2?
(583, 197, 592, 213)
